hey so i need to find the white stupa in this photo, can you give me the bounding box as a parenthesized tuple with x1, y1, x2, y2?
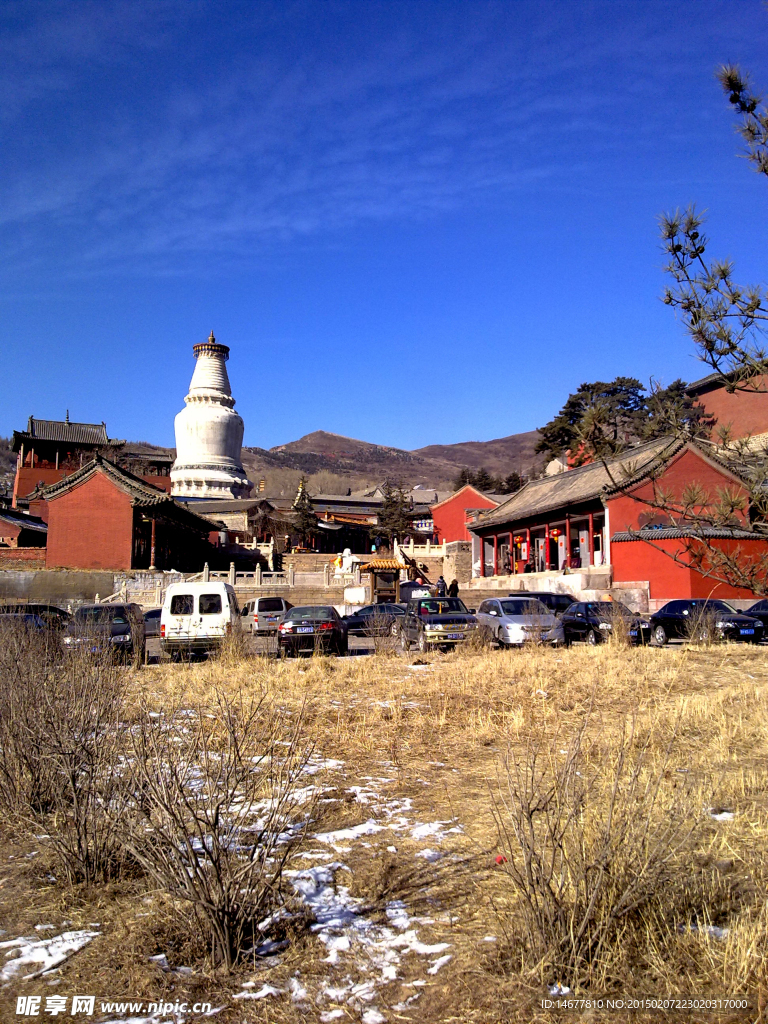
(171, 332, 252, 499)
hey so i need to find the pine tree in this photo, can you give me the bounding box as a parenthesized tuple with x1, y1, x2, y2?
(292, 478, 318, 545)
(377, 481, 412, 544)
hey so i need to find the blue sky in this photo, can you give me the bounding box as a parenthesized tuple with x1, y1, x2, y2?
(1, 0, 767, 451)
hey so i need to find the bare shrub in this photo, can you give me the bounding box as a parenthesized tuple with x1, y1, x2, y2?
(493, 706, 706, 990)
(120, 692, 313, 971)
(365, 608, 400, 655)
(0, 624, 130, 883)
(213, 624, 251, 664)
(0, 621, 63, 815)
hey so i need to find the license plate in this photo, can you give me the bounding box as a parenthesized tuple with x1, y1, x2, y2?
(447, 633, 463, 640)
(740, 628, 754, 635)
(629, 630, 638, 636)
(264, 616, 277, 622)
(297, 626, 313, 634)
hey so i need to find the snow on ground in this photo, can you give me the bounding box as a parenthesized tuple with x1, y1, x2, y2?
(0, 929, 100, 981)
(231, 756, 464, 1019)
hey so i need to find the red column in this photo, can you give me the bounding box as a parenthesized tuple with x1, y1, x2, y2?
(565, 515, 571, 568)
(480, 536, 485, 577)
(149, 518, 157, 570)
(588, 512, 594, 567)
(526, 528, 531, 568)
(544, 524, 550, 571)
(493, 535, 498, 576)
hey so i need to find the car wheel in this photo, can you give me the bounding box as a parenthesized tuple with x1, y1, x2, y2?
(417, 631, 429, 653)
(586, 629, 599, 646)
(390, 621, 399, 636)
(399, 631, 411, 652)
(652, 625, 667, 647)
(496, 629, 508, 648)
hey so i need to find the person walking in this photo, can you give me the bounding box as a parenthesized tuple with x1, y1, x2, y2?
(447, 578, 459, 597)
(436, 575, 447, 596)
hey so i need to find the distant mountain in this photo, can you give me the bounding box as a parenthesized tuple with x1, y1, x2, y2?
(241, 428, 543, 489)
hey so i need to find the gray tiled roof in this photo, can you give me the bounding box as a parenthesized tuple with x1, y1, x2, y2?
(473, 438, 681, 529)
(24, 417, 110, 445)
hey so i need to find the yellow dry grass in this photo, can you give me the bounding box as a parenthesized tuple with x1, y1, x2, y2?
(3, 640, 768, 1022)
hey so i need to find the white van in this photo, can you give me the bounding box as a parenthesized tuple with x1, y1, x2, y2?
(160, 582, 240, 658)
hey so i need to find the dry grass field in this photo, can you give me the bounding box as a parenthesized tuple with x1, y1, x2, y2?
(2, 639, 768, 1023)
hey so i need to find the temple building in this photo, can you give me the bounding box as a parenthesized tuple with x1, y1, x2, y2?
(11, 415, 173, 506)
(171, 332, 252, 500)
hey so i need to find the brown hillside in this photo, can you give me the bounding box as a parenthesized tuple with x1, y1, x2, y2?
(242, 428, 543, 490)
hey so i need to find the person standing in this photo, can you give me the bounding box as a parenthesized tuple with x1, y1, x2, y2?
(436, 575, 447, 596)
(447, 579, 459, 597)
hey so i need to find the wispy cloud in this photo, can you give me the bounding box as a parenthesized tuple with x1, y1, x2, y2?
(0, 0, 763, 276)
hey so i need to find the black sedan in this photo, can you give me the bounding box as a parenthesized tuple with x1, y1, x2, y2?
(343, 603, 405, 636)
(649, 599, 764, 646)
(278, 605, 349, 656)
(745, 598, 768, 635)
(62, 603, 146, 662)
(560, 601, 653, 646)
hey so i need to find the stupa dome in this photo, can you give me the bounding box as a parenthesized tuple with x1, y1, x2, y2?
(171, 332, 252, 499)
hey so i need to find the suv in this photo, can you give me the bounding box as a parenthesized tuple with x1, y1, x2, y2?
(0, 603, 71, 629)
(63, 603, 145, 663)
(511, 591, 575, 617)
(241, 596, 293, 635)
(399, 597, 477, 653)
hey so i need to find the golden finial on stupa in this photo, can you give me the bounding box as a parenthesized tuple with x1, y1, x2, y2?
(208, 330, 216, 343)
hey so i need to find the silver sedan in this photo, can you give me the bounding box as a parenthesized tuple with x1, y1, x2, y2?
(476, 597, 565, 648)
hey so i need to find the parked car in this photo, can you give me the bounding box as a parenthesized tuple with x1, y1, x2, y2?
(0, 603, 71, 629)
(63, 603, 145, 662)
(399, 597, 478, 653)
(511, 591, 575, 618)
(476, 597, 564, 647)
(143, 607, 162, 638)
(343, 603, 405, 636)
(560, 601, 652, 646)
(649, 599, 764, 646)
(744, 598, 768, 635)
(0, 612, 49, 632)
(278, 605, 348, 656)
(161, 582, 240, 659)
(241, 596, 293, 635)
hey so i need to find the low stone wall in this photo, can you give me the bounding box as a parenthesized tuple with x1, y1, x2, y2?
(0, 569, 116, 606)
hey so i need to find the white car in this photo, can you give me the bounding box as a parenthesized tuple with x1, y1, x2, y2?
(476, 597, 564, 648)
(161, 582, 240, 659)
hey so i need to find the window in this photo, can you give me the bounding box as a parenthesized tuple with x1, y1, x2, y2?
(257, 598, 285, 612)
(478, 602, 489, 614)
(170, 594, 194, 616)
(199, 594, 223, 615)
(500, 599, 548, 616)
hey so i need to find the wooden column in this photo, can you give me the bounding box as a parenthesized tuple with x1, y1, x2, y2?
(565, 515, 571, 568)
(479, 536, 485, 577)
(493, 534, 498, 577)
(525, 528, 531, 567)
(149, 517, 157, 570)
(544, 524, 550, 571)
(588, 511, 595, 567)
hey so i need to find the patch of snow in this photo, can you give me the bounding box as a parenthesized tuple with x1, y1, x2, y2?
(416, 848, 442, 862)
(709, 808, 736, 821)
(427, 953, 452, 974)
(362, 1010, 386, 1023)
(0, 929, 99, 980)
(233, 983, 284, 999)
(315, 820, 386, 848)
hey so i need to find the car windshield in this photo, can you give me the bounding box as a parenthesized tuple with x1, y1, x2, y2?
(74, 607, 125, 623)
(695, 600, 736, 613)
(418, 599, 468, 614)
(591, 602, 633, 619)
(286, 606, 335, 621)
(500, 599, 549, 616)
